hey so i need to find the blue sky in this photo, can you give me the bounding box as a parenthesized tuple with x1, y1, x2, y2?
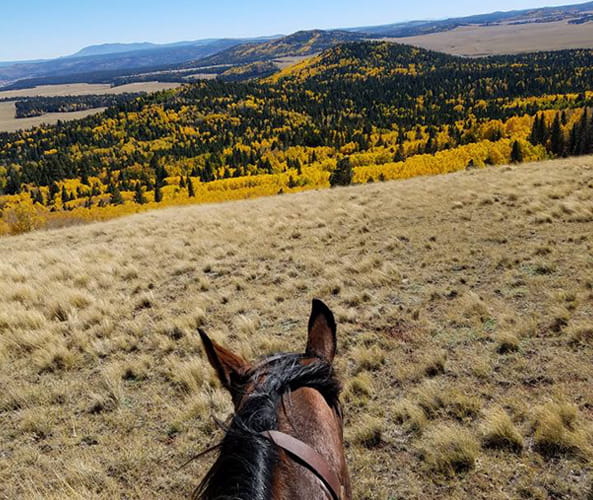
(0, 0, 577, 61)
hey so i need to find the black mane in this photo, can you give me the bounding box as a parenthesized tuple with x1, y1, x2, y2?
(193, 353, 341, 500)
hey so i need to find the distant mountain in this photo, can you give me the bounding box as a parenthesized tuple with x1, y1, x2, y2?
(0, 59, 48, 68)
(66, 37, 282, 59)
(185, 30, 364, 68)
(3, 0, 593, 89)
(348, 1, 593, 37)
(0, 36, 281, 88)
(69, 43, 160, 58)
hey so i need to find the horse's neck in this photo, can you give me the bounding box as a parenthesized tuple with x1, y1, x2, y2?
(272, 387, 351, 500)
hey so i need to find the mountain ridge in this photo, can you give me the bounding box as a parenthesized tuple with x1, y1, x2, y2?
(2, 1, 593, 88)
(184, 30, 364, 68)
(347, 1, 593, 36)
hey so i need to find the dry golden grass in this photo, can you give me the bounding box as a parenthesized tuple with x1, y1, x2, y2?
(0, 103, 108, 133)
(0, 156, 592, 498)
(387, 20, 593, 56)
(0, 82, 183, 99)
(0, 82, 183, 132)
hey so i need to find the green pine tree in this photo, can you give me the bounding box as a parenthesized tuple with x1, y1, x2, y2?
(550, 113, 565, 157)
(510, 141, 524, 164)
(134, 183, 147, 204)
(187, 177, 195, 198)
(111, 186, 124, 205)
(154, 183, 163, 203)
(329, 157, 354, 187)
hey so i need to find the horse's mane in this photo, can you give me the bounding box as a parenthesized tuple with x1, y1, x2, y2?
(193, 353, 342, 500)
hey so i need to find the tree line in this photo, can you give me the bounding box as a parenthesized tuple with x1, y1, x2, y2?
(1, 42, 593, 209)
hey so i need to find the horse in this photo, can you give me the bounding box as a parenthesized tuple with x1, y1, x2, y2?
(194, 299, 352, 499)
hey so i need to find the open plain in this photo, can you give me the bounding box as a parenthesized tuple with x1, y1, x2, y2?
(0, 82, 183, 99)
(0, 82, 183, 132)
(0, 102, 107, 133)
(0, 157, 592, 498)
(389, 20, 593, 56)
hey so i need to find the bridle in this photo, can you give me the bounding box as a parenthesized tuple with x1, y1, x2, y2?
(261, 429, 343, 500)
(186, 423, 345, 500)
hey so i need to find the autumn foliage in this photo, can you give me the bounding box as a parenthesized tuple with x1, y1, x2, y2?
(1, 42, 593, 233)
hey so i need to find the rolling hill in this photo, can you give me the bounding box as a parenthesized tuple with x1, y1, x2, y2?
(185, 30, 364, 67)
(387, 20, 593, 57)
(0, 156, 591, 498)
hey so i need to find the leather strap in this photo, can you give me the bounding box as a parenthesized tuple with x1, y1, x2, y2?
(261, 430, 342, 500)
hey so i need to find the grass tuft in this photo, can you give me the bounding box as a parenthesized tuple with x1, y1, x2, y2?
(350, 416, 383, 448)
(481, 408, 524, 452)
(420, 424, 480, 475)
(533, 402, 591, 459)
(496, 332, 520, 354)
(393, 400, 428, 435)
(567, 322, 593, 345)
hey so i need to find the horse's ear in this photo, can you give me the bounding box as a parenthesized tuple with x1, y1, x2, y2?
(306, 299, 337, 364)
(199, 329, 250, 391)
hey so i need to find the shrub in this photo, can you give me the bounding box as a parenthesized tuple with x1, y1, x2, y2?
(3, 198, 47, 234)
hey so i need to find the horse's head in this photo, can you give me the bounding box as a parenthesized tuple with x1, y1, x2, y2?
(196, 299, 351, 500)
(199, 298, 337, 409)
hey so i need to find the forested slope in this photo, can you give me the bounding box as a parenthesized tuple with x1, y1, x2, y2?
(1, 42, 593, 233)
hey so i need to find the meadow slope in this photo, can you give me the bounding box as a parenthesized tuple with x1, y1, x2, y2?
(0, 157, 592, 499)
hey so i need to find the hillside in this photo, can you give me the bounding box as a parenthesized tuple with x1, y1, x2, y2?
(0, 157, 591, 498)
(185, 30, 364, 67)
(2, 41, 593, 234)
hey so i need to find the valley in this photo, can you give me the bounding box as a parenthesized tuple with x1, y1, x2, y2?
(0, 82, 183, 99)
(0, 102, 107, 133)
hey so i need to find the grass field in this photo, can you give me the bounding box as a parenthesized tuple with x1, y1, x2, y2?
(0, 82, 183, 99)
(389, 20, 593, 56)
(0, 157, 592, 498)
(0, 82, 182, 132)
(0, 102, 107, 133)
